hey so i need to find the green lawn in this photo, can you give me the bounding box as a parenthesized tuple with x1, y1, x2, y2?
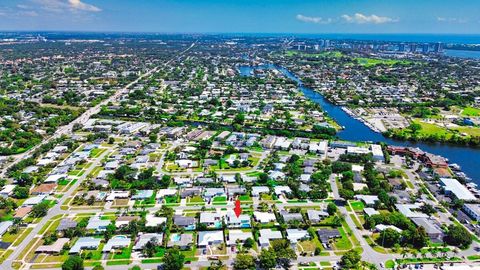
(106, 260, 131, 266)
(68, 170, 82, 176)
(57, 179, 70, 185)
(239, 195, 252, 201)
(355, 57, 413, 67)
(188, 196, 204, 203)
(467, 255, 480, 261)
(333, 227, 353, 250)
(285, 50, 343, 58)
(89, 148, 106, 158)
(165, 195, 179, 204)
(212, 196, 227, 202)
(142, 258, 163, 264)
(349, 201, 365, 212)
(462, 107, 480, 117)
(112, 246, 132, 260)
(385, 259, 395, 268)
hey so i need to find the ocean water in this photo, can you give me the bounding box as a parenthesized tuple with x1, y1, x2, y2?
(445, 49, 480, 59)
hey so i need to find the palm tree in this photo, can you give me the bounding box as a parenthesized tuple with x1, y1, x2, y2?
(411, 250, 418, 259)
(421, 251, 427, 260)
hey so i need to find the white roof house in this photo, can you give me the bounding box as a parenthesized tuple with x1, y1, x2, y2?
(227, 230, 253, 246)
(0, 221, 13, 236)
(156, 189, 178, 198)
(440, 178, 477, 201)
(309, 141, 328, 153)
(274, 186, 292, 196)
(0, 184, 16, 196)
(258, 229, 283, 248)
(86, 216, 111, 231)
(199, 212, 223, 226)
(269, 171, 286, 180)
(251, 186, 270, 197)
(69, 237, 101, 254)
(286, 229, 309, 244)
(106, 191, 130, 201)
(22, 195, 47, 206)
(253, 211, 277, 224)
(44, 174, 67, 183)
(131, 190, 154, 200)
(198, 231, 224, 247)
(103, 236, 131, 252)
(370, 144, 384, 161)
(363, 208, 380, 217)
(145, 214, 167, 227)
(354, 195, 379, 206)
(347, 146, 370, 155)
(375, 224, 403, 233)
(395, 204, 428, 218)
(133, 233, 163, 250)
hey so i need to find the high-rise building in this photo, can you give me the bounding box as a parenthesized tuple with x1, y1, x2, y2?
(324, 40, 330, 48)
(433, 42, 443, 53)
(422, 43, 430, 53)
(409, 44, 417, 53)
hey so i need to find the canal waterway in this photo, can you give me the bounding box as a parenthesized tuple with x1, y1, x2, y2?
(238, 65, 480, 184)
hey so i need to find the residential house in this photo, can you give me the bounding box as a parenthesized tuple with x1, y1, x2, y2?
(197, 231, 224, 247)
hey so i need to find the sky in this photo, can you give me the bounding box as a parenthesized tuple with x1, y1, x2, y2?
(0, 0, 479, 34)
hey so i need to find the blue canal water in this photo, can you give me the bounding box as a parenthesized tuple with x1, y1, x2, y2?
(238, 65, 480, 184)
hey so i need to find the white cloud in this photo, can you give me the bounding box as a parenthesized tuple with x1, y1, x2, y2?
(19, 10, 39, 16)
(16, 4, 30, 9)
(437, 17, 467, 23)
(68, 0, 101, 12)
(30, 0, 101, 13)
(341, 13, 398, 24)
(296, 14, 333, 24)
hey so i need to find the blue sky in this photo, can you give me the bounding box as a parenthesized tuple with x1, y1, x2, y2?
(0, 0, 479, 33)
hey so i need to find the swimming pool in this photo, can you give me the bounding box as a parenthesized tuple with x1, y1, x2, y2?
(171, 234, 181, 242)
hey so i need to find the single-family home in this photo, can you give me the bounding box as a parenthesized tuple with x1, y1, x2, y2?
(227, 230, 254, 246)
(197, 231, 224, 247)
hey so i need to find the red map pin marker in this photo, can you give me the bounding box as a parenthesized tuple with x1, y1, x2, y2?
(234, 199, 242, 217)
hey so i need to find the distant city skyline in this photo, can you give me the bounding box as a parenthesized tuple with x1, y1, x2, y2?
(0, 0, 479, 34)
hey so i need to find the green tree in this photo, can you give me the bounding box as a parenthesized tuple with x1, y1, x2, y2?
(104, 223, 116, 241)
(327, 202, 337, 215)
(243, 237, 255, 249)
(163, 247, 185, 270)
(339, 189, 354, 200)
(445, 224, 472, 249)
(208, 260, 225, 270)
(234, 113, 245, 125)
(13, 186, 29, 199)
(233, 254, 255, 270)
(340, 249, 361, 269)
(378, 228, 401, 247)
(31, 201, 49, 218)
(271, 239, 296, 268)
(408, 123, 422, 133)
(62, 255, 84, 270)
(259, 248, 277, 269)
